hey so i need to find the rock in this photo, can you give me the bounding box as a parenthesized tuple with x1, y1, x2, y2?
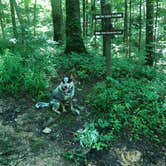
(42, 127, 52, 134)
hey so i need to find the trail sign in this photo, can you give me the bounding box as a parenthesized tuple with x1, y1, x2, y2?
(94, 30, 123, 35)
(95, 13, 123, 19)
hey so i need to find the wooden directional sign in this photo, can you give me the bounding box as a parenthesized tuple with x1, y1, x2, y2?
(95, 13, 123, 19)
(94, 30, 123, 35)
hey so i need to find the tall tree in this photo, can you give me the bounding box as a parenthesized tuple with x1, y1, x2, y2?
(83, 0, 86, 37)
(9, 0, 18, 39)
(138, 0, 142, 51)
(13, 0, 25, 43)
(51, 0, 63, 42)
(33, 0, 37, 36)
(0, 0, 5, 38)
(128, 0, 132, 57)
(124, 0, 129, 56)
(145, 0, 154, 66)
(65, 0, 86, 53)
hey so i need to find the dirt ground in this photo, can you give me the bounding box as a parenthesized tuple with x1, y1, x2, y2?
(0, 92, 165, 165)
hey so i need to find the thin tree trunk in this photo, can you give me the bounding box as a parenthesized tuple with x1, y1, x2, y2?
(51, 0, 63, 42)
(85, 0, 88, 36)
(9, 0, 18, 39)
(0, 0, 5, 39)
(33, 0, 37, 36)
(124, 0, 128, 56)
(145, 0, 154, 66)
(83, 0, 86, 37)
(138, 0, 142, 51)
(154, 0, 158, 64)
(128, 0, 132, 57)
(24, 0, 30, 24)
(90, 0, 95, 36)
(13, 0, 25, 43)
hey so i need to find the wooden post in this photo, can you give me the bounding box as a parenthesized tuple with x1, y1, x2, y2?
(101, 0, 112, 76)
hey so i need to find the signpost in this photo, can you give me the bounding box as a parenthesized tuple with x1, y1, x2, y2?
(94, 30, 123, 35)
(95, 13, 123, 19)
(94, 11, 123, 76)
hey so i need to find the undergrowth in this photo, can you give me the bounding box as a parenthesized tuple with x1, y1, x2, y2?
(0, 49, 51, 99)
(81, 68, 166, 150)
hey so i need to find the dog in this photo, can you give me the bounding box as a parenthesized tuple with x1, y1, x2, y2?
(35, 76, 75, 114)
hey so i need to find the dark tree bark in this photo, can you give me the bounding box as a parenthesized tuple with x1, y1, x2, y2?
(154, 0, 159, 63)
(124, 0, 129, 56)
(83, 0, 86, 37)
(65, 0, 86, 53)
(51, 0, 63, 42)
(9, 0, 18, 38)
(145, 0, 154, 66)
(138, 0, 142, 51)
(33, 0, 37, 36)
(85, 0, 89, 36)
(0, 0, 5, 38)
(13, 0, 25, 43)
(128, 0, 132, 57)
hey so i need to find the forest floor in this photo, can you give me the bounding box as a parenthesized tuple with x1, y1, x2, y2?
(0, 82, 165, 166)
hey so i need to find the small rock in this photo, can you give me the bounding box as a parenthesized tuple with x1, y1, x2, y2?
(42, 127, 52, 134)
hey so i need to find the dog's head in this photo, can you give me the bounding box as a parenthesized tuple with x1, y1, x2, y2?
(60, 76, 74, 94)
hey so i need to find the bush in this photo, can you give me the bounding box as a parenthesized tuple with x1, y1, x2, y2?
(56, 52, 105, 80)
(84, 73, 166, 149)
(0, 49, 49, 98)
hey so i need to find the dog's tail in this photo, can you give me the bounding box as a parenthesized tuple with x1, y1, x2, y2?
(35, 102, 50, 109)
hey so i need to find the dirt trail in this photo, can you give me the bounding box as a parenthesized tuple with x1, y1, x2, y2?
(0, 97, 165, 166)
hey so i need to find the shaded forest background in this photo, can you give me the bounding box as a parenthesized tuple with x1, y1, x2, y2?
(0, 0, 166, 165)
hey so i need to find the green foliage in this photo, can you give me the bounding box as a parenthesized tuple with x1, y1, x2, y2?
(84, 66, 166, 149)
(75, 123, 99, 148)
(0, 49, 49, 98)
(63, 149, 87, 166)
(56, 52, 105, 80)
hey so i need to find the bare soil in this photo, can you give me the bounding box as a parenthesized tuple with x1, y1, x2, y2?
(0, 86, 165, 166)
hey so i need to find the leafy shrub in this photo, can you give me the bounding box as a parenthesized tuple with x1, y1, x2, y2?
(0, 50, 25, 94)
(85, 74, 166, 149)
(75, 123, 99, 148)
(56, 52, 105, 80)
(0, 49, 49, 98)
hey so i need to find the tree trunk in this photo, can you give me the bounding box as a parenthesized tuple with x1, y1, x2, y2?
(24, 0, 30, 24)
(145, 0, 154, 66)
(13, 0, 25, 43)
(90, 0, 95, 36)
(9, 0, 18, 39)
(65, 0, 86, 53)
(128, 0, 132, 57)
(33, 0, 37, 36)
(85, 0, 88, 36)
(51, 0, 63, 42)
(154, 0, 158, 64)
(0, 0, 5, 39)
(124, 0, 129, 56)
(83, 0, 86, 37)
(138, 0, 142, 52)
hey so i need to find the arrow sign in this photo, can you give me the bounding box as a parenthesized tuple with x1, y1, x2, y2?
(94, 30, 123, 35)
(95, 13, 123, 19)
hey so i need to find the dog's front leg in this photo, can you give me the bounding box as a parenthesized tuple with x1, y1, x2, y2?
(51, 100, 61, 114)
(62, 104, 67, 112)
